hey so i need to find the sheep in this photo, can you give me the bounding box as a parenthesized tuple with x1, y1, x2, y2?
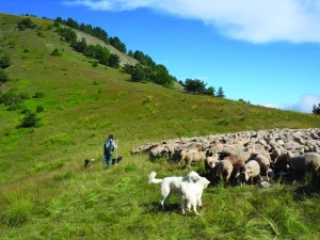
(149, 145, 169, 161)
(222, 155, 246, 185)
(206, 143, 225, 157)
(243, 160, 261, 184)
(251, 153, 272, 181)
(288, 152, 320, 183)
(220, 144, 242, 158)
(182, 149, 207, 169)
(215, 160, 234, 185)
(204, 154, 220, 172)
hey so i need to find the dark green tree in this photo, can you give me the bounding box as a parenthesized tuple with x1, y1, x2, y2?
(122, 64, 135, 75)
(17, 18, 35, 30)
(72, 38, 87, 52)
(133, 50, 146, 65)
(108, 54, 120, 68)
(217, 87, 225, 98)
(94, 45, 110, 65)
(66, 17, 79, 29)
(153, 64, 174, 88)
(55, 17, 63, 23)
(204, 86, 215, 96)
(59, 27, 77, 43)
(312, 103, 320, 115)
(131, 64, 145, 82)
(127, 50, 134, 57)
(184, 79, 206, 94)
(92, 27, 108, 43)
(109, 36, 126, 53)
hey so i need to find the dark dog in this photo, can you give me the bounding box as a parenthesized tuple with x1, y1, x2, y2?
(84, 158, 95, 168)
(84, 159, 91, 168)
(112, 156, 123, 165)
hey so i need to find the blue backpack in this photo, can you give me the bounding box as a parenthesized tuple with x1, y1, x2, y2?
(104, 139, 114, 154)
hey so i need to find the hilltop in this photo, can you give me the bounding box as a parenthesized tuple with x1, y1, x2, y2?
(0, 13, 320, 239)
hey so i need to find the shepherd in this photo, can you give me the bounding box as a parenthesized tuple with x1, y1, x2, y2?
(103, 134, 117, 169)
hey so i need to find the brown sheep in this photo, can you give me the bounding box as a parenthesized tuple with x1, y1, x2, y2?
(183, 149, 207, 169)
(288, 152, 320, 183)
(215, 160, 234, 184)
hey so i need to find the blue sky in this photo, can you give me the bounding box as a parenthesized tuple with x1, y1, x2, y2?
(1, 0, 320, 113)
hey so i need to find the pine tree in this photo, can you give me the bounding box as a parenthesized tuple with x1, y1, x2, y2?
(312, 103, 320, 115)
(217, 87, 225, 98)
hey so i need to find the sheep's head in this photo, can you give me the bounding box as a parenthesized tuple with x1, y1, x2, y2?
(206, 155, 219, 168)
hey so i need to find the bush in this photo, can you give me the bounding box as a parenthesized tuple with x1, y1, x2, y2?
(17, 18, 35, 30)
(33, 92, 46, 98)
(51, 49, 62, 57)
(37, 31, 45, 38)
(0, 69, 9, 83)
(108, 54, 120, 68)
(20, 112, 40, 128)
(19, 92, 30, 100)
(0, 55, 12, 69)
(36, 105, 44, 113)
(92, 60, 98, 68)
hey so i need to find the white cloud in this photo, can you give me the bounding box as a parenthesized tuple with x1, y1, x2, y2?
(286, 94, 320, 113)
(63, 0, 320, 43)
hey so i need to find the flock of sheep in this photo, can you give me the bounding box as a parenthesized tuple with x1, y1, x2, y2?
(132, 128, 320, 186)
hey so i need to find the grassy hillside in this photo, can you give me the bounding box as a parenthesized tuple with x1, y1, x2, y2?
(1, 13, 320, 239)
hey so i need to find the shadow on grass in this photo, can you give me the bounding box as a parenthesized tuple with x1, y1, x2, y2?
(293, 176, 320, 200)
(141, 202, 182, 214)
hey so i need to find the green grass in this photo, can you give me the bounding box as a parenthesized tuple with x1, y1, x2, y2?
(0, 13, 320, 239)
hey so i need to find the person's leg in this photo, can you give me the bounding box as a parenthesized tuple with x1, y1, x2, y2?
(102, 155, 107, 168)
(107, 153, 113, 169)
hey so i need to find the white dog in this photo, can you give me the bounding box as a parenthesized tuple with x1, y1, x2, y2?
(180, 176, 211, 215)
(148, 171, 200, 209)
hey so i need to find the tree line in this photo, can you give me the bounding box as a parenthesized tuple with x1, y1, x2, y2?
(52, 16, 225, 95)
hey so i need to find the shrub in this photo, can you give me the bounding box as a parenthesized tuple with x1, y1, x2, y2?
(92, 60, 98, 68)
(17, 18, 35, 30)
(108, 54, 120, 68)
(37, 31, 45, 38)
(0, 69, 9, 83)
(51, 48, 62, 57)
(0, 54, 12, 69)
(0, 91, 22, 108)
(19, 106, 31, 114)
(36, 105, 44, 113)
(20, 112, 40, 128)
(33, 92, 46, 98)
(19, 92, 30, 99)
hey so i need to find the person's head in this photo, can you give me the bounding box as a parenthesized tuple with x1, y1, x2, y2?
(108, 134, 113, 139)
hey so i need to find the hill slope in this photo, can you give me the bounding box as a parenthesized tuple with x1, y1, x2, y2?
(0, 13, 320, 240)
(0, 11, 319, 183)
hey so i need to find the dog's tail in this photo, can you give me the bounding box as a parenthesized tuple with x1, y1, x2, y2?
(148, 171, 163, 184)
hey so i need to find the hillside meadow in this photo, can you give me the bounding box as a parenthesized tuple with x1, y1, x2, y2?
(1, 13, 320, 239)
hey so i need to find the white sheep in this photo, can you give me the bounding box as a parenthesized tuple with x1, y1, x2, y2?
(251, 153, 272, 181)
(149, 145, 169, 161)
(244, 160, 261, 184)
